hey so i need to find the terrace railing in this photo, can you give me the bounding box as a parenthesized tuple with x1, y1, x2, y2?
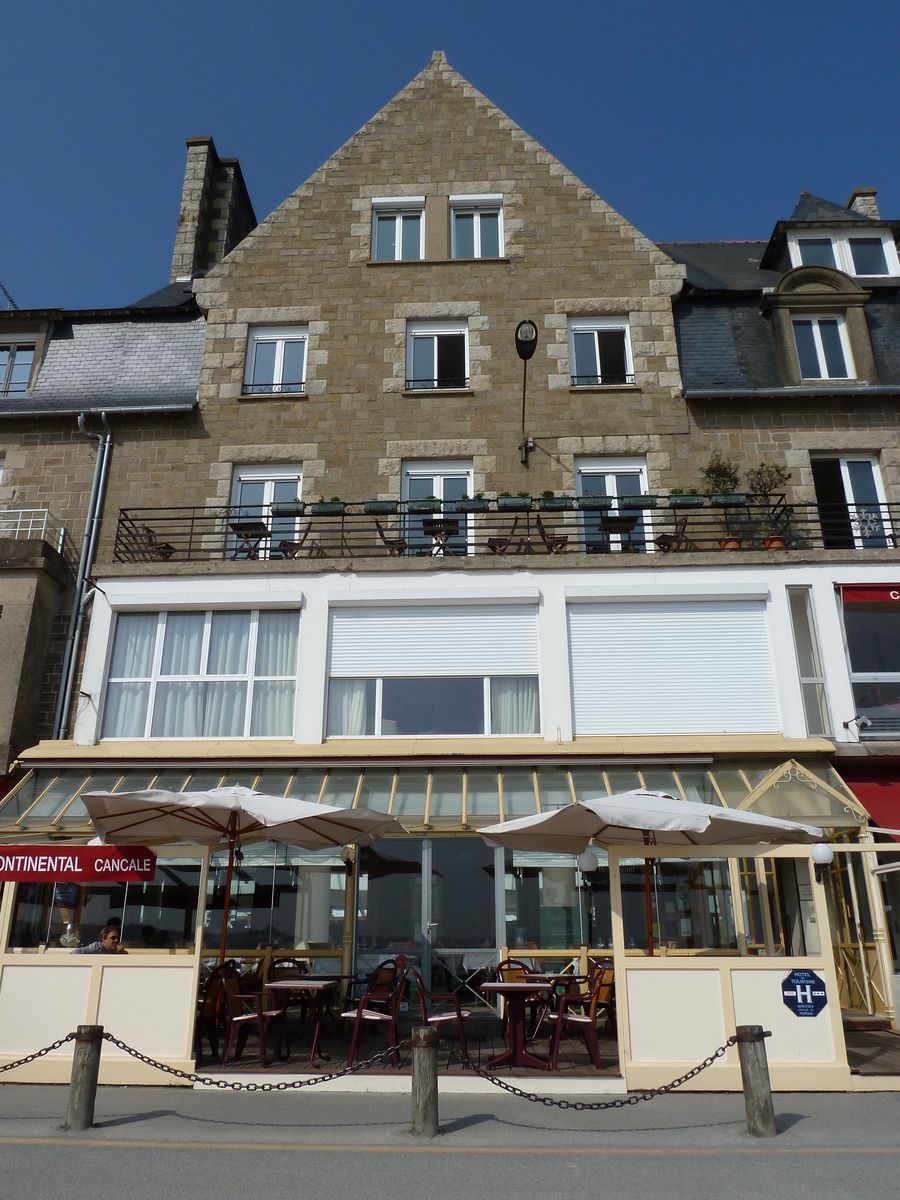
(0, 507, 73, 566)
(112, 496, 899, 564)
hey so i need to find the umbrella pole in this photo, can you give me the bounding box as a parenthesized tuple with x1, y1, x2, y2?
(643, 833, 654, 957)
(218, 836, 236, 967)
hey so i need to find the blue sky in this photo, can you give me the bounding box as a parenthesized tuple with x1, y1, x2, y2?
(4, 1, 900, 310)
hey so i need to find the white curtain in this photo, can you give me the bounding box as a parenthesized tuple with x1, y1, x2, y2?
(327, 678, 370, 736)
(251, 680, 295, 736)
(109, 613, 157, 678)
(491, 677, 539, 735)
(102, 681, 151, 738)
(207, 612, 250, 674)
(203, 681, 248, 737)
(160, 612, 204, 675)
(151, 681, 202, 737)
(255, 611, 298, 676)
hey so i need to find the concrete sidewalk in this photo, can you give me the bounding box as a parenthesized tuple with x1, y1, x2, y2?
(1, 1084, 899, 1199)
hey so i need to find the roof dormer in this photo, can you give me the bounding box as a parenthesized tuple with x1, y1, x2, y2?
(761, 190, 900, 280)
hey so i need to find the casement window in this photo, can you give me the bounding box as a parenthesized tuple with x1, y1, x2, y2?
(229, 465, 303, 559)
(788, 232, 900, 278)
(371, 198, 424, 261)
(402, 459, 473, 555)
(326, 604, 540, 737)
(791, 315, 853, 380)
(0, 342, 35, 395)
(568, 318, 633, 386)
(406, 321, 468, 389)
(101, 609, 300, 739)
(576, 458, 650, 554)
(810, 456, 890, 549)
(450, 196, 503, 258)
(568, 599, 779, 735)
(243, 327, 307, 394)
(787, 588, 832, 737)
(839, 587, 900, 737)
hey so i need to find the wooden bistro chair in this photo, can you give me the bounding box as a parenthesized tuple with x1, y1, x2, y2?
(341, 970, 407, 1067)
(375, 519, 406, 556)
(654, 516, 696, 553)
(536, 513, 568, 554)
(545, 969, 612, 1071)
(142, 524, 175, 561)
(277, 521, 311, 558)
(487, 515, 519, 554)
(220, 973, 287, 1069)
(409, 968, 471, 1063)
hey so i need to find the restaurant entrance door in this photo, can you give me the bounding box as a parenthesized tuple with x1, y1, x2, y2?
(355, 836, 498, 994)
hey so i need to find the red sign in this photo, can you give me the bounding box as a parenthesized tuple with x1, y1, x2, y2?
(0, 846, 157, 883)
(841, 585, 900, 604)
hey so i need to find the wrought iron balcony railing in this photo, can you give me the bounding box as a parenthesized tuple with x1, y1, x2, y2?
(111, 496, 899, 564)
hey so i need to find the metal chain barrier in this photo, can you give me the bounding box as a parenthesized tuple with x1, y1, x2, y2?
(101, 1031, 414, 1091)
(458, 1035, 738, 1110)
(0, 1032, 75, 1075)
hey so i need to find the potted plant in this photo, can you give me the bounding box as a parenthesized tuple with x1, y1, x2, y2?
(498, 491, 533, 511)
(576, 493, 614, 511)
(407, 494, 442, 514)
(702, 451, 747, 505)
(719, 535, 743, 551)
(538, 489, 574, 511)
(310, 496, 345, 515)
(667, 488, 705, 508)
(269, 499, 306, 517)
(455, 491, 490, 513)
(746, 461, 792, 550)
(619, 493, 658, 509)
(363, 499, 399, 515)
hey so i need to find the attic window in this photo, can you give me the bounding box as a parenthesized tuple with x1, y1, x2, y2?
(0, 342, 35, 396)
(791, 316, 853, 380)
(789, 232, 898, 277)
(371, 198, 424, 262)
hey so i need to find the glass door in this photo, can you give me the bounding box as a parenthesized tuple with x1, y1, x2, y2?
(811, 457, 889, 549)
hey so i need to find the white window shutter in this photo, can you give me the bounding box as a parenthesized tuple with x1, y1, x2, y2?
(568, 600, 779, 734)
(329, 605, 538, 677)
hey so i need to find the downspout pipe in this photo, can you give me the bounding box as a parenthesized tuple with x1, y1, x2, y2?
(52, 412, 113, 739)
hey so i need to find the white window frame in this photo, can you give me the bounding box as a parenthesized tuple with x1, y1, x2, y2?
(838, 590, 900, 739)
(567, 317, 634, 386)
(811, 454, 891, 550)
(371, 197, 425, 262)
(790, 314, 855, 380)
(326, 674, 540, 738)
(787, 586, 832, 737)
(402, 458, 474, 556)
(788, 230, 900, 277)
(575, 456, 652, 553)
(229, 464, 304, 559)
(450, 195, 504, 259)
(100, 609, 301, 740)
(243, 326, 308, 395)
(405, 320, 469, 390)
(0, 339, 36, 395)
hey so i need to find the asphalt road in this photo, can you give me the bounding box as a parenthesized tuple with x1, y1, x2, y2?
(1, 1085, 899, 1199)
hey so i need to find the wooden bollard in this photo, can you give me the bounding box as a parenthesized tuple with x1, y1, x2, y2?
(734, 1024, 776, 1138)
(410, 1025, 439, 1138)
(64, 1025, 103, 1131)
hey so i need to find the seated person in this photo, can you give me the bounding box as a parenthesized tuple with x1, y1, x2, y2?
(71, 924, 128, 955)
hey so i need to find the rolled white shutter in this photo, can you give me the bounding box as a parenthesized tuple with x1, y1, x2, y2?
(329, 604, 538, 676)
(568, 600, 778, 734)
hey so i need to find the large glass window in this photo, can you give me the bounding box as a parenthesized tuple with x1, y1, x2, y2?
(401, 459, 472, 555)
(406, 321, 468, 389)
(842, 591, 900, 736)
(101, 609, 300, 739)
(622, 858, 737, 953)
(8, 858, 202, 950)
(576, 456, 650, 553)
(788, 587, 832, 736)
(243, 327, 307, 394)
(811, 456, 889, 549)
(505, 850, 612, 950)
(326, 675, 540, 737)
(229, 465, 303, 559)
(0, 342, 35, 395)
(792, 316, 852, 379)
(568, 318, 633, 386)
(789, 231, 898, 278)
(451, 198, 502, 258)
(372, 202, 423, 261)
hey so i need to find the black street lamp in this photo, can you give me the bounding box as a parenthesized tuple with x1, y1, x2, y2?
(515, 319, 538, 467)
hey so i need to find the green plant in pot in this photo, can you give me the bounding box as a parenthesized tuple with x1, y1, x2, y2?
(702, 451, 746, 504)
(667, 487, 705, 508)
(310, 495, 345, 515)
(455, 491, 490, 512)
(746, 461, 792, 549)
(498, 490, 532, 511)
(538, 489, 574, 511)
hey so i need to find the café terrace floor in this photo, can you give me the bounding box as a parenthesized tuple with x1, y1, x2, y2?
(195, 1013, 900, 1082)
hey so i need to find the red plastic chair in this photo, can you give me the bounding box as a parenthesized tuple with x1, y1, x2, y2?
(545, 970, 611, 1070)
(220, 974, 286, 1068)
(409, 968, 470, 1062)
(341, 970, 407, 1067)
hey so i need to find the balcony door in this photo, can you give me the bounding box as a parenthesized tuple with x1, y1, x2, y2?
(401, 460, 473, 556)
(811, 457, 889, 549)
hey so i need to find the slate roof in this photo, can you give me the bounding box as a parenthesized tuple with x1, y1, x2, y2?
(128, 281, 197, 310)
(1, 315, 204, 417)
(657, 242, 778, 291)
(789, 192, 875, 224)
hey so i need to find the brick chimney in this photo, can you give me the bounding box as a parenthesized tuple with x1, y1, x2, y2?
(170, 137, 257, 282)
(847, 188, 880, 220)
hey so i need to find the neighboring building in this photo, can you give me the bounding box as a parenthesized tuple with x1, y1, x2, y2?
(0, 54, 897, 1090)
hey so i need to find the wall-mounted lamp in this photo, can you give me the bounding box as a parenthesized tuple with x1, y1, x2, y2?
(843, 714, 873, 732)
(515, 318, 538, 467)
(577, 850, 599, 874)
(810, 842, 834, 884)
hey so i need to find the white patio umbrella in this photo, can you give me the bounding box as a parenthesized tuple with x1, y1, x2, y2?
(480, 789, 823, 955)
(82, 785, 407, 963)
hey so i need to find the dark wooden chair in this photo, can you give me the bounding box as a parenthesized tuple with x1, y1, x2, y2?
(545, 968, 612, 1071)
(654, 517, 696, 553)
(220, 973, 286, 1068)
(536, 513, 568, 554)
(341, 970, 407, 1067)
(375, 519, 406, 556)
(277, 521, 311, 558)
(142, 525, 175, 561)
(488, 516, 519, 554)
(409, 968, 470, 1062)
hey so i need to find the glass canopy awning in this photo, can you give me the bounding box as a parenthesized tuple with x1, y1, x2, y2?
(0, 758, 868, 839)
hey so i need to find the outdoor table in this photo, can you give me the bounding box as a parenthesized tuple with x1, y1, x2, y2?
(264, 979, 340, 1067)
(480, 981, 551, 1071)
(599, 512, 641, 552)
(421, 517, 460, 555)
(229, 519, 271, 559)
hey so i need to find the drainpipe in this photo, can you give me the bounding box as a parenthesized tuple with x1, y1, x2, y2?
(52, 413, 113, 739)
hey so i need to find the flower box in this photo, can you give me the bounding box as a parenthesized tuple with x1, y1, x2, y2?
(576, 496, 614, 511)
(454, 498, 491, 513)
(310, 501, 345, 516)
(407, 499, 442, 514)
(538, 496, 575, 511)
(498, 496, 532, 511)
(619, 494, 658, 509)
(710, 493, 748, 506)
(363, 500, 398, 515)
(667, 494, 706, 508)
(269, 501, 306, 517)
